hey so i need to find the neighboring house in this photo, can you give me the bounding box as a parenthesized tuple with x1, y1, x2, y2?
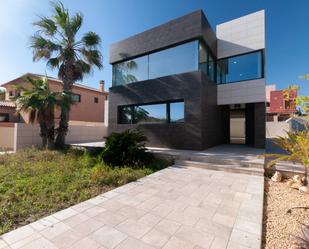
(108, 10, 266, 150)
(266, 84, 297, 122)
(0, 73, 109, 123)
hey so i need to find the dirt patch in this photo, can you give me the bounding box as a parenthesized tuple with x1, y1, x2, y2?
(263, 178, 309, 249)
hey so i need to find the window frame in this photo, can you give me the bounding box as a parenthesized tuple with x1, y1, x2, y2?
(216, 50, 264, 84)
(94, 97, 99, 103)
(118, 100, 185, 125)
(72, 93, 81, 103)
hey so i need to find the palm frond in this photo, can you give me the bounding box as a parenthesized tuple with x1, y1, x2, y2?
(33, 17, 57, 36)
(30, 35, 61, 60)
(81, 49, 103, 68)
(82, 32, 101, 47)
(47, 57, 60, 69)
(51, 1, 68, 29)
(65, 13, 83, 38)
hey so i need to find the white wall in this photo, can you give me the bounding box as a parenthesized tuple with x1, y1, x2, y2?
(266, 121, 289, 138)
(216, 10, 265, 105)
(217, 79, 265, 105)
(13, 123, 108, 150)
(216, 10, 265, 59)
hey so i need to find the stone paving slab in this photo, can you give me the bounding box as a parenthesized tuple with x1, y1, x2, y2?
(0, 166, 264, 249)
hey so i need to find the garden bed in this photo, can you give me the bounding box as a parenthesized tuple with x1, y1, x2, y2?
(0, 149, 172, 235)
(263, 178, 309, 248)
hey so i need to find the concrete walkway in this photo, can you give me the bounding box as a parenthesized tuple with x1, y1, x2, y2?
(0, 166, 264, 249)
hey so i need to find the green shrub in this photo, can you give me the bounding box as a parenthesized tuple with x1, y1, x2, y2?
(102, 129, 153, 167)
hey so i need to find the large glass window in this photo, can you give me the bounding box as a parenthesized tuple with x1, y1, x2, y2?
(134, 104, 166, 124)
(118, 101, 184, 124)
(112, 41, 199, 86)
(148, 41, 198, 79)
(217, 51, 263, 84)
(113, 55, 148, 86)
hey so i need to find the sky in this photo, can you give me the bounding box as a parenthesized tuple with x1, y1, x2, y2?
(0, 0, 308, 95)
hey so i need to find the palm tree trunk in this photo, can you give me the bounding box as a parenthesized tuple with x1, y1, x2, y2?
(55, 108, 69, 149)
(55, 62, 74, 149)
(40, 123, 48, 149)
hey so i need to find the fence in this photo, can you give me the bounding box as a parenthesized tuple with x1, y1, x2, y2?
(0, 122, 108, 151)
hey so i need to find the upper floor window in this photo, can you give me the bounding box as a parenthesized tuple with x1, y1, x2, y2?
(217, 51, 263, 84)
(94, 97, 99, 103)
(112, 41, 199, 86)
(72, 93, 81, 103)
(199, 42, 215, 81)
(148, 41, 198, 79)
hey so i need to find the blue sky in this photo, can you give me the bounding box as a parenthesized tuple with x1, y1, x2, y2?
(0, 0, 308, 95)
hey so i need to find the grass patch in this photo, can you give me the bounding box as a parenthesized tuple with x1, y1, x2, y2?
(0, 149, 172, 235)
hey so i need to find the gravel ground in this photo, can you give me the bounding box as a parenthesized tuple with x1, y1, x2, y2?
(263, 178, 309, 249)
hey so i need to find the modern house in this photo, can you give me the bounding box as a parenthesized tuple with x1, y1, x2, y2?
(108, 10, 266, 150)
(0, 73, 109, 124)
(266, 84, 298, 122)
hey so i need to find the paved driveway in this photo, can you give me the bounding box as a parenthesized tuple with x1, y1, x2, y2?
(0, 166, 264, 249)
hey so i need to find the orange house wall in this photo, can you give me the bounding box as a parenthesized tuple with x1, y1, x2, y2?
(3, 78, 107, 123)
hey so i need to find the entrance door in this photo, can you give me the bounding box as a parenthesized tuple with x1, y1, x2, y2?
(230, 110, 246, 144)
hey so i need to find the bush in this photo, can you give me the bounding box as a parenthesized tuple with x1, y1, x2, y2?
(101, 129, 153, 167)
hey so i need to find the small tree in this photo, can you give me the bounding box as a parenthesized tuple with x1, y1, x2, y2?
(16, 76, 70, 149)
(31, 1, 103, 149)
(265, 129, 309, 186)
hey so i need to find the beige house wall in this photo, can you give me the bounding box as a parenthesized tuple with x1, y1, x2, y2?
(0, 123, 14, 150)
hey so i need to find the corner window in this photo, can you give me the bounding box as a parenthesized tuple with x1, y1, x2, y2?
(94, 97, 99, 103)
(217, 51, 263, 84)
(72, 94, 81, 103)
(118, 101, 184, 124)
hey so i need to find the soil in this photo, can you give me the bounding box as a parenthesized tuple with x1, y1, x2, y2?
(263, 178, 309, 249)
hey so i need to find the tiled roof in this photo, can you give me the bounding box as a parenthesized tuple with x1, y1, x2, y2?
(1, 73, 108, 94)
(0, 101, 16, 108)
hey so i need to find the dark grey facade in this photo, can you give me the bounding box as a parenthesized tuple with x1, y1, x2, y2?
(108, 10, 266, 149)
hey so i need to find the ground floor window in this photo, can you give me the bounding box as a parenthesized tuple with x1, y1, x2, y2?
(118, 101, 184, 124)
(0, 113, 9, 122)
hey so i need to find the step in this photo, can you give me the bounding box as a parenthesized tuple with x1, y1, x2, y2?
(154, 151, 264, 169)
(175, 160, 264, 176)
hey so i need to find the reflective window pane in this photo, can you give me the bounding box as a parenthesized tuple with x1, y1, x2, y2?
(217, 51, 262, 84)
(198, 43, 207, 75)
(134, 104, 166, 124)
(113, 56, 148, 86)
(170, 102, 184, 123)
(208, 54, 215, 81)
(149, 41, 198, 79)
(119, 106, 133, 124)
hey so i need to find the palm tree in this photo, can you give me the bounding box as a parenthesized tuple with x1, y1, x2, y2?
(16, 76, 70, 149)
(265, 129, 309, 186)
(30, 1, 103, 149)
